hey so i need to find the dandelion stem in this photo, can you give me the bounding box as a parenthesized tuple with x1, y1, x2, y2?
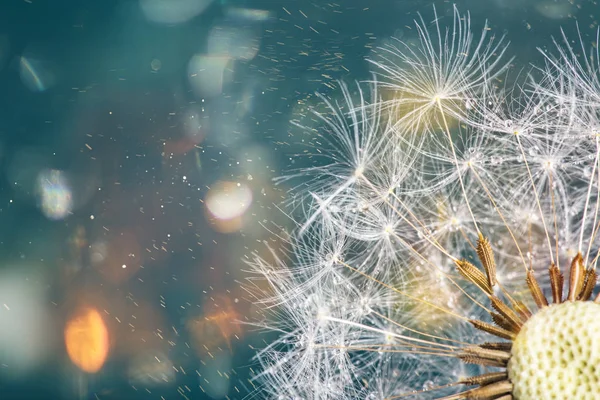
(371, 310, 472, 347)
(317, 344, 457, 358)
(436, 98, 480, 234)
(583, 135, 600, 265)
(385, 381, 463, 400)
(515, 134, 555, 265)
(548, 170, 561, 270)
(321, 315, 459, 349)
(470, 167, 529, 271)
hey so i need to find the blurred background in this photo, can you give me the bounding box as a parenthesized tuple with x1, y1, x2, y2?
(0, 0, 596, 398)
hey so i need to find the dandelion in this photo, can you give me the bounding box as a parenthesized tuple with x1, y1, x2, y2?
(248, 7, 600, 400)
(369, 5, 511, 133)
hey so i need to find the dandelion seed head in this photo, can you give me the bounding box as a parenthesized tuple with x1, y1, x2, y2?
(249, 5, 600, 400)
(509, 302, 600, 399)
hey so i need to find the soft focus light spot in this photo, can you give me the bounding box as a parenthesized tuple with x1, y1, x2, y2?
(90, 241, 107, 265)
(205, 181, 252, 221)
(224, 7, 272, 22)
(140, 0, 213, 24)
(535, 1, 574, 19)
(37, 169, 73, 220)
(207, 23, 261, 61)
(188, 54, 232, 97)
(0, 268, 52, 377)
(128, 351, 175, 386)
(64, 308, 109, 373)
(188, 295, 243, 355)
(19, 56, 55, 92)
(150, 58, 162, 71)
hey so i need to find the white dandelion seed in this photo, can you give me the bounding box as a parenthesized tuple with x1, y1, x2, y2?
(369, 5, 511, 133)
(536, 25, 600, 108)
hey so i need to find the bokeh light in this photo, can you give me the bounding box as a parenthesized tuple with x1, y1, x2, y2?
(187, 294, 243, 353)
(535, 1, 575, 19)
(37, 169, 73, 220)
(224, 7, 272, 22)
(128, 350, 175, 386)
(19, 55, 56, 93)
(207, 23, 261, 62)
(0, 267, 53, 377)
(188, 55, 232, 98)
(64, 308, 109, 374)
(204, 181, 252, 233)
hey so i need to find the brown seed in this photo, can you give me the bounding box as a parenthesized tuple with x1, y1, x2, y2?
(469, 319, 516, 341)
(578, 269, 597, 301)
(456, 259, 493, 295)
(460, 371, 508, 386)
(526, 269, 548, 308)
(476, 234, 497, 289)
(549, 263, 564, 304)
(491, 296, 523, 328)
(567, 253, 585, 302)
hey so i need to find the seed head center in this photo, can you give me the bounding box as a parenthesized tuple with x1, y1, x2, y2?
(508, 301, 600, 400)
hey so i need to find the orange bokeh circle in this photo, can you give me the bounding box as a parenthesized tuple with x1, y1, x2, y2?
(64, 308, 109, 373)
